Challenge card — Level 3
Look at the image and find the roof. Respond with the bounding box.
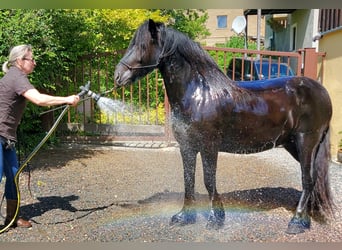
[243,9,296,16]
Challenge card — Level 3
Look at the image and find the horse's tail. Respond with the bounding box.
[312,128,335,221]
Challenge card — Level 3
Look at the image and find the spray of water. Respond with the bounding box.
[96,96,131,115]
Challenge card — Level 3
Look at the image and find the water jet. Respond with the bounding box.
[80,82,130,115]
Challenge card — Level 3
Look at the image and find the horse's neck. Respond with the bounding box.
[158,64,187,105]
[159,58,242,108]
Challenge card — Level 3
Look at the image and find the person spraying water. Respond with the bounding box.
[0,80,127,234]
[0,44,81,233]
[1,72,128,234]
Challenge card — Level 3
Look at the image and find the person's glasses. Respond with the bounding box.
[22,57,35,63]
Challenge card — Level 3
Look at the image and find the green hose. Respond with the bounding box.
[0,85,88,233]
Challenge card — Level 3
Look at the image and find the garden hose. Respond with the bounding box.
[0,84,89,234]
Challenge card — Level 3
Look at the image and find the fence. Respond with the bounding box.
[58,47,325,145]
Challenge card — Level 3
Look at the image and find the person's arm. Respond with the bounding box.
[22,88,80,107]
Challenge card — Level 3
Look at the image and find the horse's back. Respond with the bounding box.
[236,76,331,111]
[287,76,332,131]
[283,76,332,116]
[235,76,293,91]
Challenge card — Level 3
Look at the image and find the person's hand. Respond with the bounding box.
[66,95,80,106]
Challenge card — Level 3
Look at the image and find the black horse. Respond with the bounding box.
[114,19,334,234]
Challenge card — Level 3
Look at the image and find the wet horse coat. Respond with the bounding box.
[114,19,334,234]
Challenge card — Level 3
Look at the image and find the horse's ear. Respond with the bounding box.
[148,19,158,40]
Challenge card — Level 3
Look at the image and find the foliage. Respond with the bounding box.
[72,9,169,52]
[98,103,166,126]
[0,10,60,152]
[208,34,259,71]
[159,9,210,40]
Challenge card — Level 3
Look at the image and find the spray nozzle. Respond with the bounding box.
[78,82,90,97]
[78,81,101,102]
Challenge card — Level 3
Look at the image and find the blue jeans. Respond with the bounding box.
[0,138,19,200]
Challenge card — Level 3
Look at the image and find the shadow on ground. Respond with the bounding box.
[18,187,301,226]
[25,148,98,171]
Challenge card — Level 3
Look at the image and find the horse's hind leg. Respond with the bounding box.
[170,146,198,226]
[200,148,225,229]
[286,132,321,234]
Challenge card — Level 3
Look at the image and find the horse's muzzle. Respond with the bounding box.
[114,65,132,86]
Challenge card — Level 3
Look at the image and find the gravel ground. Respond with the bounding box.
[0,143,341,242]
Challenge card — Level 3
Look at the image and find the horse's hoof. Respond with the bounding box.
[206,208,225,230]
[206,220,224,230]
[170,210,196,226]
[286,216,311,234]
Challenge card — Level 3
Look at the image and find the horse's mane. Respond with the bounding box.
[162,24,233,92]
[163,26,224,75]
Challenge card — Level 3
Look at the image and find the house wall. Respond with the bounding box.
[265,9,319,52]
[265,17,291,51]
[291,10,316,49]
[319,29,342,157]
[203,9,265,46]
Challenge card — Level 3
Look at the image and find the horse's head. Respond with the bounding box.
[114,19,165,86]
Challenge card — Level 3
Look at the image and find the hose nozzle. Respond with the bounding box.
[78,81,101,102]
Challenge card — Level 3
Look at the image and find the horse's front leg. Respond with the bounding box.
[201,148,225,229]
[170,146,198,226]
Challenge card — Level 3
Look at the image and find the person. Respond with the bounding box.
[0,44,80,228]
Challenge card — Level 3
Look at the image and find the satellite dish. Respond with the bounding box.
[231,16,247,34]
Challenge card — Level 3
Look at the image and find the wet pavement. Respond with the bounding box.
[0,143,341,242]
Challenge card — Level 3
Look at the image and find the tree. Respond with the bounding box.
[0,9,68,152]
[80,9,168,51]
[160,9,210,40]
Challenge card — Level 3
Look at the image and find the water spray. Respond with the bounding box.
[80,82,130,114]
[39,82,128,117]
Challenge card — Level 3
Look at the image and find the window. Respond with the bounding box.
[290,24,297,51]
[319,9,342,33]
[217,15,227,29]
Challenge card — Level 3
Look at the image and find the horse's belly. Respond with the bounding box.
[171,109,291,154]
[219,139,278,154]
[219,127,287,154]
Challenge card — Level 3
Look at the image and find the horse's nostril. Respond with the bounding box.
[115,72,121,82]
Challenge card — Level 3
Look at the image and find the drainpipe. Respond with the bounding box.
[257,9,261,51]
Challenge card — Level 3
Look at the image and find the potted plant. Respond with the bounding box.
[338,131,342,163]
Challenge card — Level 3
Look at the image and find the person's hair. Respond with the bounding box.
[2,44,32,73]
